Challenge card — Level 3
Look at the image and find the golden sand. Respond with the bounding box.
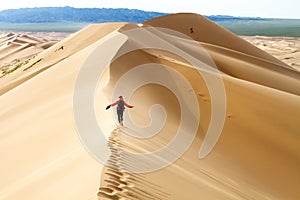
[0,14,299,200]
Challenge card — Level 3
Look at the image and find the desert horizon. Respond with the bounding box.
[0,10,299,200]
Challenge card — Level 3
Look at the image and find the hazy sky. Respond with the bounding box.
[0,0,298,19]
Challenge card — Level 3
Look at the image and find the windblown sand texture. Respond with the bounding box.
[0,13,299,200]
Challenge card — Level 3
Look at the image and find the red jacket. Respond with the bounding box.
[110,98,133,110]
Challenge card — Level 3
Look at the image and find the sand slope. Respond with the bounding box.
[0,13,299,200]
[0,23,127,200]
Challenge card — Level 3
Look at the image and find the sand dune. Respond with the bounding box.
[98,14,300,199]
[0,13,299,200]
[243,36,300,71]
[0,33,51,61]
[0,33,57,81]
[0,22,128,200]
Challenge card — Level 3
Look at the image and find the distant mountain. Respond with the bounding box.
[0,7,270,24]
[1,7,300,37]
[0,7,166,23]
[206,15,266,21]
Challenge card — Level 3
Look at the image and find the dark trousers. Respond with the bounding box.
[117,109,124,123]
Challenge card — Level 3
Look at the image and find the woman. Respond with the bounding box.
[106,96,134,126]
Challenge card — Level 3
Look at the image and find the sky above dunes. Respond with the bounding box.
[0,0,298,19]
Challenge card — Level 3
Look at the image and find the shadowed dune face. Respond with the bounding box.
[143,13,288,67]
[144,13,300,95]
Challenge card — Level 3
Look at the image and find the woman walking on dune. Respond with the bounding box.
[106,96,134,126]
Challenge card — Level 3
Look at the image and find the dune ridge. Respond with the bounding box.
[0,13,299,200]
